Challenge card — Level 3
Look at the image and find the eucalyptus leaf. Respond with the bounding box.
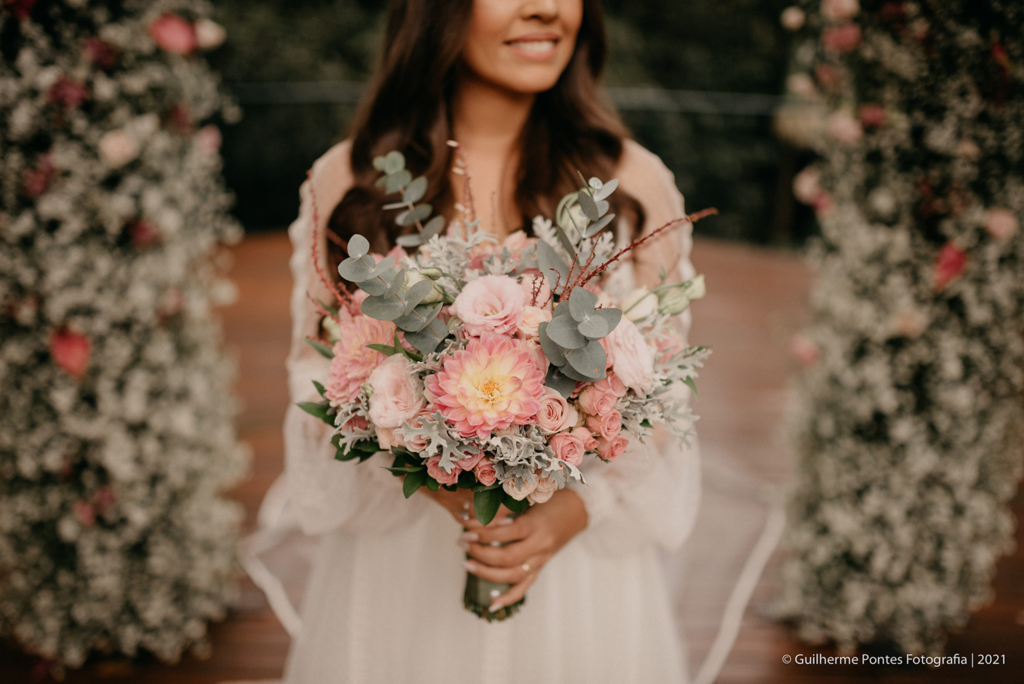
[558,359,593,382]
[404,317,448,354]
[383,150,405,174]
[382,201,407,210]
[395,233,423,247]
[577,315,610,339]
[577,189,600,221]
[361,294,406,321]
[395,302,442,332]
[404,279,436,311]
[372,155,387,172]
[536,240,569,291]
[553,224,577,258]
[348,234,370,258]
[385,169,412,194]
[583,213,615,238]
[474,487,504,526]
[538,322,567,366]
[592,307,622,333]
[594,178,619,201]
[338,255,373,282]
[588,177,603,190]
[397,203,432,227]
[356,277,387,297]
[421,214,447,241]
[384,269,406,299]
[304,338,334,359]
[403,176,428,204]
[545,367,576,398]
[546,314,588,349]
[368,256,396,278]
[568,287,598,322]
[566,341,607,381]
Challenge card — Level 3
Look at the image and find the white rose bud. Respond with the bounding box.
[194,19,226,50]
[621,286,658,322]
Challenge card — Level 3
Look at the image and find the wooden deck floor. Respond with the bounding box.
[2,233,1021,682]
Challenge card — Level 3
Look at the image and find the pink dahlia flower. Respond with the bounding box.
[425,334,545,439]
[324,316,397,407]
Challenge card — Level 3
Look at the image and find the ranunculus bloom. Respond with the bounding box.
[452,274,526,337]
[578,385,616,417]
[984,208,1018,240]
[503,476,538,501]
[129,220,161,249]
[148,13,197,55]
[324,316,397,407]
[367,355,424,429]
[827,112,863,144]
[597,435,629,462]
[536,387,577,434]
[822,23,861,53]
[517,305,551,339]
[934,243,968,291]
[99,130,139,168]
[601,317,654,395]
[821,0,859,22]
[474,458,497,486]
[427,455,461,486]
[587,410,622,441]
[858,104,886,128]
[790,334,820,366]
[47,77,89,110]
[527,477,558,505]
[50,328,91,379]
[426,334,545,439]
[549,432,586,466]
[194,18,227,50]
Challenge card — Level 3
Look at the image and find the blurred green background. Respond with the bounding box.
[210,0,815,244]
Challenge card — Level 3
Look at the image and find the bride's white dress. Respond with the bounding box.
[265,139,704,684]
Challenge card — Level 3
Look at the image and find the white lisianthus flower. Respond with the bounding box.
[621,286,658,321]
[404,270,444,303]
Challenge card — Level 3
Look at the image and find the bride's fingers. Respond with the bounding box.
[489,568,539,612]
[462,517,525,545]
[464,537,540,568]
[463,555,540,585]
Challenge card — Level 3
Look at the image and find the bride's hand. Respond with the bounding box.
[459,489,588,612]
[421,487,512,527]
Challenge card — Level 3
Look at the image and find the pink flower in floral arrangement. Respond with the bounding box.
[933,243,968,292]
[73,500,95,527]
[578,385,616,417]
[426,455,461,487]
[984,208,1018,241]
[324,316,397,407]
[376,426,404,451]
[343,415,370,432]
[425,334,545,439]
[592,373,627,398]
[550,432,586,466]
[821,0,860,22]
[503,476,538,501]
[4,0,38,21]
[452,274,526,337]
[822,23,862,53]
[503,230,533,254]
[601,317,654,394]
[520,338,550,376]
[165,103,194,134]
[790,334,820,366]
[474,458,497,486]
[813,191,835,218]
[815,64,841,89]
[587,410,622,442]
[517,305,551,339]
[858,104,886,128]
[400,410,431,452]
[196,125,222,157]
[366,354,424,429]
[536,386,577,434]
[827,112,863,145]
[50,328,91,379]
[21,155,57,199]
[129,220,161,249]
[83,37,117,69]
[456,450,484,471]
[527,476,558,505]
[574,426,599,451]
[93,486,116,515]
[148,13,197,55]
[46,77,89,110]
[597,435,629,462]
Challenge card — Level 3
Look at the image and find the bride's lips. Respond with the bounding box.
[504,32,560,60]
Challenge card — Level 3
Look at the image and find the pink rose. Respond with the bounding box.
[474,459,497,486]
[822,23,861,53]
[593,373,626,398]
[984,208,1018,240]
[574,427,599,451]
[503,476,538,501]
[518,272,551,308]
[503,230,532,253]
[343,415,369,431]
[517,305,551,339]
[597,435,629,462]
[367,355,424,428]
[600,317,654,395]
[452,274,526,337]
[550,432,586,466]
[527,477,558,505]
[148,13,197,55]
[577,385,616,416]
[427,456,461,486]
[587,410,622,441]
[536,387,578,434]
[50,328,90,379]
[456,451,484,471]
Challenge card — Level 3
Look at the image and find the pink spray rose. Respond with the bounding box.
[577,385,616,417]
[474,459,497,486]
[597,435,629,462]
[451,274,526,337]
[456,451,485,471]
[503,476,538,501]
[427,456,461,486]
[601,317,654,395]
[536,387,578,434]
[517,305,552,339]
[148,13,197,55]
[549,432,586,466]
[587,410,622,441]
[367,355,424,429]
[574,426,599,451]
[50,328,91,379]
[400,410,432,452]
[593,373,627,398]
[527,477,559,505]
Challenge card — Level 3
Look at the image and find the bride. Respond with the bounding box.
[270,0,702,681]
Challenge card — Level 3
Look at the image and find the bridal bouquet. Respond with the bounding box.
[299,148,712,620]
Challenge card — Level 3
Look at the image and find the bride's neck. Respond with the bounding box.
[450,67,535,155]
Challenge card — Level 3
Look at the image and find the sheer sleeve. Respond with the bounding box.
[283,141,427,536]
[570,141,701,556]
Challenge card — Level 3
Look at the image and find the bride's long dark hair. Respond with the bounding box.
[327,0,643,267]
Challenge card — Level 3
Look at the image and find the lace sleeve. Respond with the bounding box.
[283,142,427,536]
[570,142,701,556]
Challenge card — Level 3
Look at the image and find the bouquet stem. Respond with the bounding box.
[463,570,525,622]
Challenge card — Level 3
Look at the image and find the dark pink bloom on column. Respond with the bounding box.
[3,0,38,21]
[933,243,968,292]
[148,13,197,55]
[129,220,162,248]
[858,104,887,128]
[83,37,118,69]
[47,77,90,110]
[21,154,57,198]
[50,328,91,379]
[822,23,862,53]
